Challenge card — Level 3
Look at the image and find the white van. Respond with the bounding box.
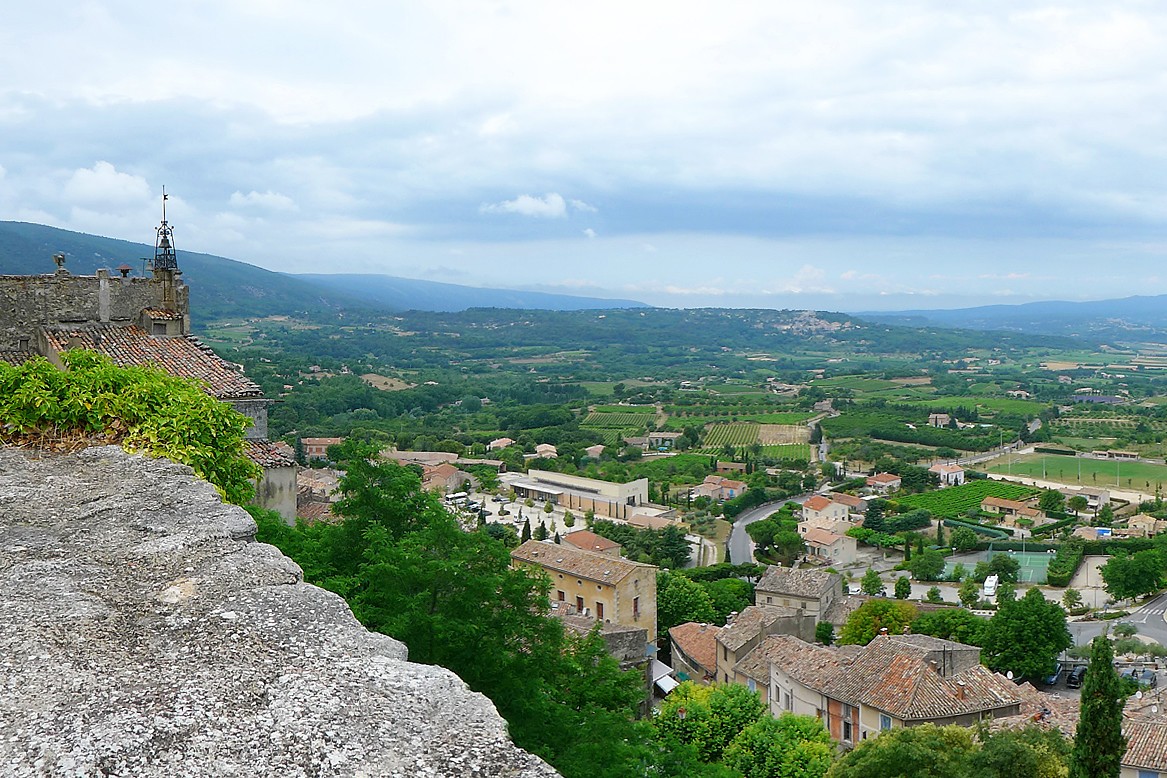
[982,575,999,599]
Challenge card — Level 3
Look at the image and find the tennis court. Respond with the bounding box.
[942,546,1056,584]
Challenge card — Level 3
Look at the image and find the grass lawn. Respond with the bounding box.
[984,453,1167,491]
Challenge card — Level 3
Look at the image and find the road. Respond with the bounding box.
[728,494,812,565]
[1066,591,1167,649]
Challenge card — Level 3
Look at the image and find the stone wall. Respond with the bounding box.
[0,268,188,350]
[0,446,558,777]
[231,398,272,440]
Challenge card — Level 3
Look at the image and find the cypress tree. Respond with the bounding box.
[521,518,532,543]
[1070,635,1126,778]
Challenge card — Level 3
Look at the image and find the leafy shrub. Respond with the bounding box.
[0,353,258,503]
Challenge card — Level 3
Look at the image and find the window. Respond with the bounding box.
[576,596,584,611]
[596,601,604,621]
[766,596,773,604]
[783,691,792,711]
[747,679,756,693]
[879,714,892,731]
[633,597,640,620]
[557,590,565,601]
[152,322,167,336]
[841,704,854,743]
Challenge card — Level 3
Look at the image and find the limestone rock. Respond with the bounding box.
[0,446,559,777]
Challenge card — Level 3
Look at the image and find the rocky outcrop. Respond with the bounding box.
[0,446,558,777]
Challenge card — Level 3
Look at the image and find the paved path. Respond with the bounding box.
[728,495,811,565]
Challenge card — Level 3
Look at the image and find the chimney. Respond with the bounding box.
[117,264,132,278]
[53,253,67,272]
[879,627,889,639]
[726,612,738,625]
[956,681,966,700]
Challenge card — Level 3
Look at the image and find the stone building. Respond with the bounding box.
[0,202,296,519]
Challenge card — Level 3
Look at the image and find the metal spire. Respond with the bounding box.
[153,187,178,271]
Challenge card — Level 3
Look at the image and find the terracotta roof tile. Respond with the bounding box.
[41,325,263,400]
[297,501,336,523]
[757,566,840,600]
[716,605,800,653]
[141,308,183,320]
[765,635,846,688]
[562,530,621,553]
[803,495,832,511]
[511,539,656,584]
[669,622,718,677]
[243,439,297,468]
[1123,715,1167,771]
[0,350,37,366]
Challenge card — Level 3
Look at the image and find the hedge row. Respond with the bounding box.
[1031,517,1079,537]
[942,518,1012,539]
[1047,544,1085,587]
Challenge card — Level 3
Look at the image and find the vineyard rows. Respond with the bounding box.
[896,480,1040,519]
[582,411,655,428]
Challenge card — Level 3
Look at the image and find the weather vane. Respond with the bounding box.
[153,187,178,271]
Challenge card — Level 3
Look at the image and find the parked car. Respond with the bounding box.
[1067,666,1087,689]
[1043,662,1063,686]
[1122,668,1158,689]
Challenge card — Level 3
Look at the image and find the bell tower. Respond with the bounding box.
[152,188,178,272]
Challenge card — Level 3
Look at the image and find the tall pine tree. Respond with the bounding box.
[1070,635,1126,778]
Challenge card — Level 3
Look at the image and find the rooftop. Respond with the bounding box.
[41,325,262,400]
[1123,715,1167,772]
[716,605,801,653]
[562,530,621,554]
[511,539,655,585]
[243,439,297,469]
[669,622,718,677]
[756,565,839,600]
[765,635,847,689]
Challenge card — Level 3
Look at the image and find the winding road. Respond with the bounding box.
[728,493,813,565]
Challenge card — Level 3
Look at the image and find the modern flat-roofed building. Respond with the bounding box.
[505,470,649,520]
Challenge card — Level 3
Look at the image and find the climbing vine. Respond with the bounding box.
[0,351,258,504]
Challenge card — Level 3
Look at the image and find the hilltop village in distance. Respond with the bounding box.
[3,213,1167,778]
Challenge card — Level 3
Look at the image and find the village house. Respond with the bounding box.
[421,462,475,494]
[487,437,515,451]
[928,413,952,428]
[691,474,748,502]
[716,461,748,475]
[929,463,966,487]
[669,622,718,684]
[800,524,858,567]
[715,605,815,689]
[1057,485,1111,511]
[510,539,656,643]
[561,530,622,558]
[1127,514,1167,537]
[801,495,850,523]
[768,633,1021,747]
[584,444,605,459]
[865,473,902,493]
[534,443,558,459]
[1121,716,1167,778]
[300,437,345,460]
[755,565,843,621]
[980,497,1043,524]
[827,492,868,514]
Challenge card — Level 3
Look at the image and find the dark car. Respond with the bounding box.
[1122,668,1158,689]
[1067,666,1087,689]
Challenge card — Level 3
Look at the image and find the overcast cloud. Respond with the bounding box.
[2,1,1166,309]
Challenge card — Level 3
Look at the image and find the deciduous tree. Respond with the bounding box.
[981,588,1071,682]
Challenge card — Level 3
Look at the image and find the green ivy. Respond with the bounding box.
[0,352,259,504]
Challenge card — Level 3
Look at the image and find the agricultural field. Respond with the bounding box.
[907,396,1048,416]
[584,428,640,446]
[984,453,1167,492]
[361,373,414,391]
[821,409,1000,451]
[760,444,812,460]
[896,480,1041,519]
[757,424,810,445]
[582,410,655,428]
[702,423,760,448]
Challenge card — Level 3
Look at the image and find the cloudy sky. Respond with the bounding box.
[3,1,1166,310]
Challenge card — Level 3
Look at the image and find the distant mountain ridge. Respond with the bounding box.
[294,273,648,313]
[0,222,648,320]
[858,294,1167,341]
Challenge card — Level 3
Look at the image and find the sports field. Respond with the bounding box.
[985,453,1167,491]
[943,548,1055,584]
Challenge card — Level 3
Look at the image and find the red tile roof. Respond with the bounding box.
[141,308,183,320]
[562,530,621,554]
[1123,715,1167,772]
[756,566,839,600]
[297,501,336,523]
[42,325,263,400]
[803,495,833,512]
[669,622,718,677]
[0,350,37,366]
[243,439,296,468]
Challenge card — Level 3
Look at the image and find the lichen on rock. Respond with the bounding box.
[0,446,559,777]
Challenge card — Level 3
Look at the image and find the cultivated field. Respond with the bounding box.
[361,373,415,391]
[757,424,810,445]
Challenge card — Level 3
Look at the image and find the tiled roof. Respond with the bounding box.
[0,350,37,365]
[562,530,621,553]
[868,473,901,484]
[825,635,1020,721]
[41,325,262,399]
[302,437,345,447]
[511,539,656,584]
[765,635,846,688]
[991,681,1079,738]
[828,492,866,509]
[244,439,297,468]
[757,565,839,600]
[1123,715,1167,771]
[669,622,718,676]
[627,514,676,531]
[297,501,336,523]
[930,464,965,474]
[803,527,845,548]
[716,605,801,653]
[982,496,1030,510]
[822,594,867,626]
[141,307,183,320]
[803,495,832,511]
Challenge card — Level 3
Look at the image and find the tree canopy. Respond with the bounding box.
[838,600,919,645]
[981,588,1071,682]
